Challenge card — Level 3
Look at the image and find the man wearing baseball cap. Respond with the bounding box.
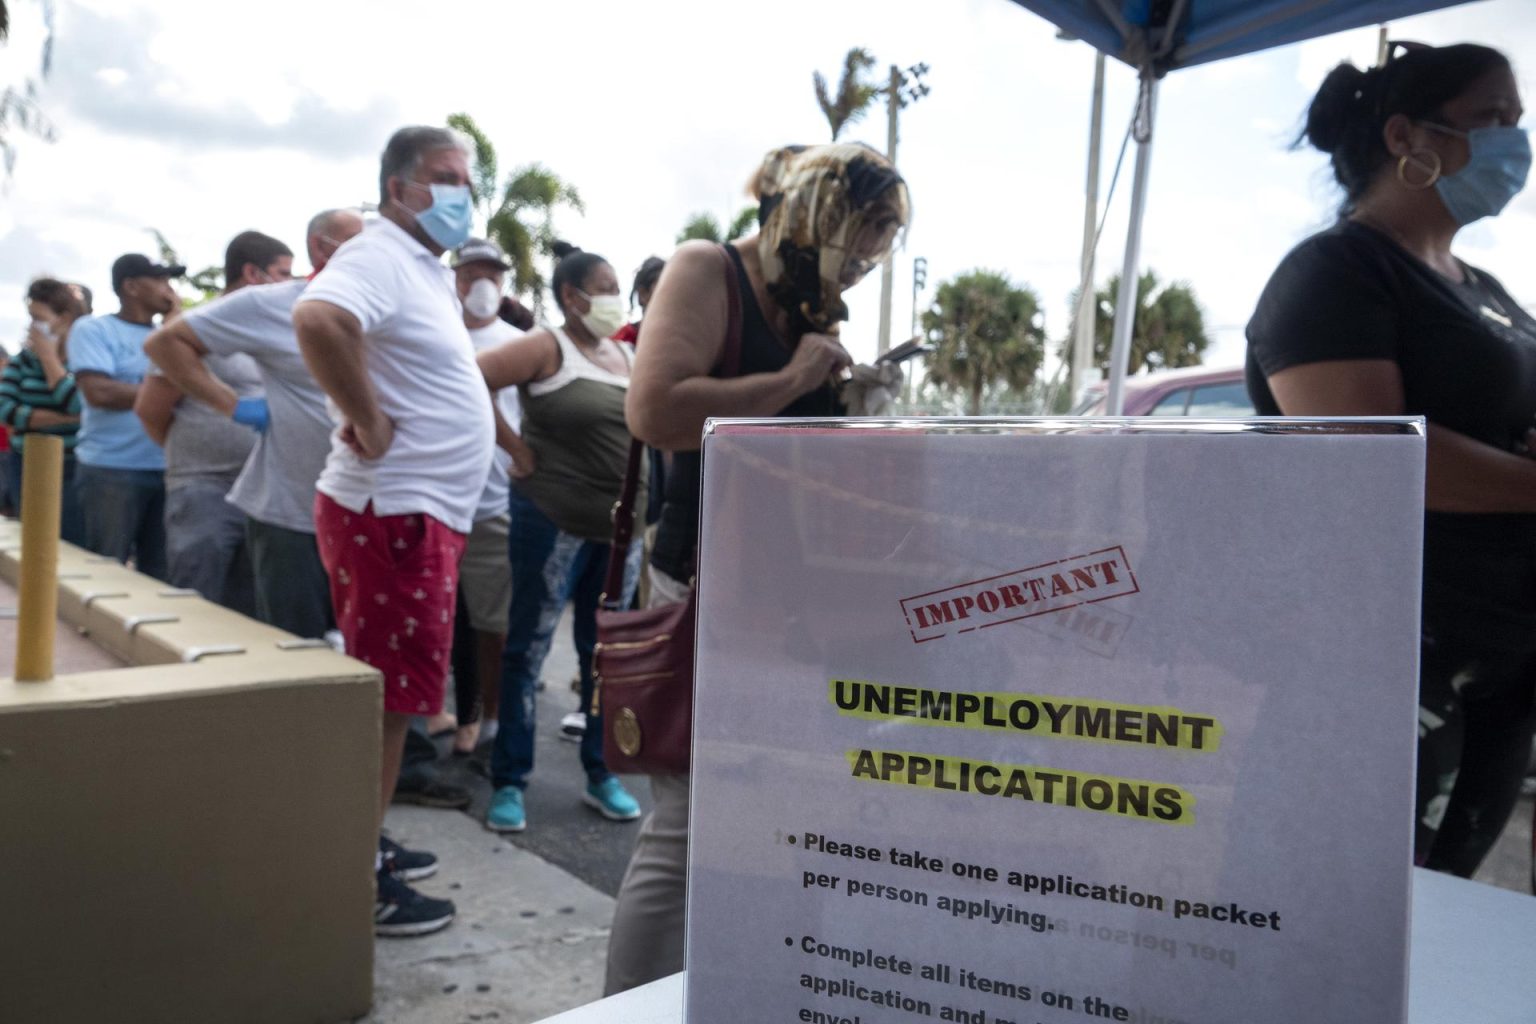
[67,253,184,579]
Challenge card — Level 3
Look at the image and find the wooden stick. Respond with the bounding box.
[15,435,63,682]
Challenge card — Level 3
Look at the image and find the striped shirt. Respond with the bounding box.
[0,349,82,452]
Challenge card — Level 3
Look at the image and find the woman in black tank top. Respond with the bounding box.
[605,143,911,995]
[649,244,846,582]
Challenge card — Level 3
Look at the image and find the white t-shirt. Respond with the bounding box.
[469,318,523,523]
[183,279,331,533]
[296,218,495,534]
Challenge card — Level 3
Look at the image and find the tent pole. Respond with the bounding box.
[1105,74,1158,417]
[877,63,901,357]
[1069,50,1106,408]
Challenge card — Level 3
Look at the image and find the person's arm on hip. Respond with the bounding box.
[293,299,393,459]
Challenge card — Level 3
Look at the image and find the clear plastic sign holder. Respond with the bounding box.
[684,417,1426,1024]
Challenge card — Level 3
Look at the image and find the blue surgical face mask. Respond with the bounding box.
[403,181,473,250]
[1425,122,1532,226]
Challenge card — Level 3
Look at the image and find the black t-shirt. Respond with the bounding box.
[1246,220,1536,651]
[1247,220,1536,449]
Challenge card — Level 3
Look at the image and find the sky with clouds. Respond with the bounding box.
[0,0,1532,384]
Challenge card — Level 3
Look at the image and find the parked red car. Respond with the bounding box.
[1072,365,1253,417]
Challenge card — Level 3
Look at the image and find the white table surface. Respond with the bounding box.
[536,869,1535,1023]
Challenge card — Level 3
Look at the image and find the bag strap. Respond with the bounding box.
[602,243,742,608]
[715,243,744,379]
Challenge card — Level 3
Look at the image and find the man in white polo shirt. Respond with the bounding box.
[293,126,494,938]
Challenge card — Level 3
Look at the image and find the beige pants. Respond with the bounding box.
[604,565,691,995]
[458,513,511,634]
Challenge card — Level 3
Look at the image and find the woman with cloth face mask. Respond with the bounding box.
[1246,42,1536,879]
[607,142,910,996]
[475,241,647,835]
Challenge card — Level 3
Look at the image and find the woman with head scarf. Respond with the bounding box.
[1246,42,1535,878]
[606,142,910,994]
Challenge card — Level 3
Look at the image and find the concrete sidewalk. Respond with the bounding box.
[363,805,614,1024]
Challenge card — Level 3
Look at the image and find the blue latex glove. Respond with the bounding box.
[232,396,270,433]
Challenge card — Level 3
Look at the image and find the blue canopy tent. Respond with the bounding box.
[1006,0,1475,413]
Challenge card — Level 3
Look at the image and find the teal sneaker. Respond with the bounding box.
[486,786,526,833]
[584,777,641,821]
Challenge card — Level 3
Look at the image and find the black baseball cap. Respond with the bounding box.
[111,253,186,294]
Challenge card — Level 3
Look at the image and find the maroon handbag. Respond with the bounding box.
[594,245,742,775]
[593,559,698,776]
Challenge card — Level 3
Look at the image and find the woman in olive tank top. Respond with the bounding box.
[475,242,648,834]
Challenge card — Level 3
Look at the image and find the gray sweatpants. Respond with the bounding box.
[604,566,692,995]
[165,479,255,615]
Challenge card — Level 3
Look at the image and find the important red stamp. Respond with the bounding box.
[899,545,1140,644]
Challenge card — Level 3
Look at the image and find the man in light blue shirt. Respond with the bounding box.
[68,253,183,580]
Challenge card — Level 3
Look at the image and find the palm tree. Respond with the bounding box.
[490,165,584,316]
[148,228,182,267]
[447,113,584,318]
[813,48,882,141]
[447,112,498,226]
[676,213,723,245]
[726,206,758,240]
[675,206,758,245]
[147,228,221,304]
[1088,271,1210,375]
[923,271,1046,415]
[0,0,58,177]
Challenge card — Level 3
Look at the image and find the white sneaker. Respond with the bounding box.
[559,711,586,742]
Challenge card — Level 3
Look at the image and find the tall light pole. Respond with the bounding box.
[905,255,928,406]
[910,256,928,338]
[878,62,929,357]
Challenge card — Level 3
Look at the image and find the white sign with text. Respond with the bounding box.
[685,420,1425,1024]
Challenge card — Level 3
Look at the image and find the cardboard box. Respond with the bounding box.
[0,523,381,1023]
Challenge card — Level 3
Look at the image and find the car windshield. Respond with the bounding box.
[1185,382,1254,417]
[1070,391,1104,415]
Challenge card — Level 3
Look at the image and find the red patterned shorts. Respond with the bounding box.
[314,493,467,716]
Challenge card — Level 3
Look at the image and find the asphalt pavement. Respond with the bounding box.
[423,608,652,898]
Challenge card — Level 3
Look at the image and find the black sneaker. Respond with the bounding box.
[379,835,438,881]
[374,869,455,937]
[392,771,472,809]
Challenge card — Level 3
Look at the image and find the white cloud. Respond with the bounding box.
[0,0,1530,377]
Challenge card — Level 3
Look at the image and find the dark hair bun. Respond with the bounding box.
[1305,62,1372,155]
[550,240,580,260]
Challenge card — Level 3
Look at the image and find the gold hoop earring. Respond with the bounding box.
[1396,150,1442,190]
